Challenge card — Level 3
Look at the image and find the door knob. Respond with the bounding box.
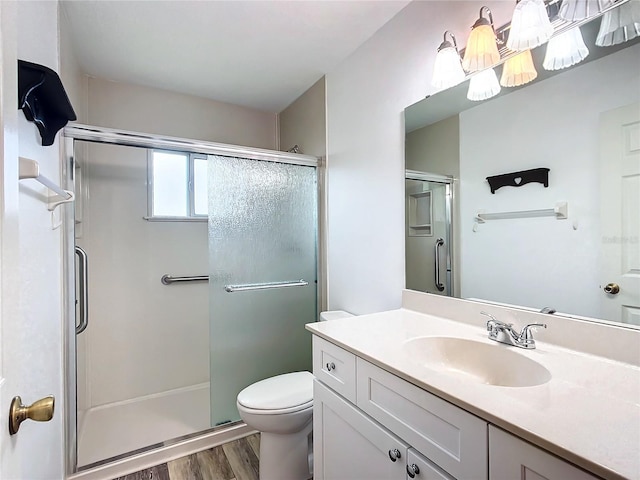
[9,395,55,435]
[604,283,620,295]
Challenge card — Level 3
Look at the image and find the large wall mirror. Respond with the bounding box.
[404,5,639,328]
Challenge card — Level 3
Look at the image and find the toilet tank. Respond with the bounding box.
[319,310,354,322]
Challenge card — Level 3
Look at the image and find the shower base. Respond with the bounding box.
[78,383,211,467]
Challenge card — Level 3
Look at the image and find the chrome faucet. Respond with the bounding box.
[480,312,547,349]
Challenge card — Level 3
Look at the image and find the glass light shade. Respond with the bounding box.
[462,24,501,72]
[500,50,538,87]
[559,0,613,21]
[467,68,501,101]
[596,0,640,47]
[543,27,589,71]
[507,0,554,51]
[432,46,466,89]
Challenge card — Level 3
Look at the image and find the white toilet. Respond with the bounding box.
[236,310,354,480]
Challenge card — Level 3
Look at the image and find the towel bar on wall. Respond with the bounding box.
[19,156,74,211]
[475,202,568,224]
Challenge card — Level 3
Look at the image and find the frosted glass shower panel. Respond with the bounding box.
[208,155,317,426]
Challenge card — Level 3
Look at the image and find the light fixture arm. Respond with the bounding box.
[438,30,459,52]
[476,6,495,29]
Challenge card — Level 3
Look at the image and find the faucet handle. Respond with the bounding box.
[480,311,498,330]
[519,323,547,342]
[480,311,512,331]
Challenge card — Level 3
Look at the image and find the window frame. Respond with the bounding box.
[146,149,208,222]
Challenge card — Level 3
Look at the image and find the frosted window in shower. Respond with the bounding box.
[151,151,188,216]
[193,157,208,216]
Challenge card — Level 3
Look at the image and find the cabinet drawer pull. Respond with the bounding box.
[326,362,336,371]
[407,464,420,478]
[388,448,401,462]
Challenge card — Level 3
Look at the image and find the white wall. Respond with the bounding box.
[325,1,513,314]
[278,77,327,157]
[459,44,640,318]
[87,77,278,149]
[0,1,65,478]
[59,5,88,123]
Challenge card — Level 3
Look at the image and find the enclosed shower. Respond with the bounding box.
[64,126,319,473]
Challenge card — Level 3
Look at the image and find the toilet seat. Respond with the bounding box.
[237,371,313,414]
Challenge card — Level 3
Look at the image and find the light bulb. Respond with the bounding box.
[431,31,466,90]
[467,68,501,101]
[462,7,501,73]
[507,0,554,51]
[596,0,640,47]
[558,0,614,22]
[500,50,538,87]
[543,26,589,71]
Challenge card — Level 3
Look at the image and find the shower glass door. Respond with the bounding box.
[208,155,317,425]
[405,173,453,296]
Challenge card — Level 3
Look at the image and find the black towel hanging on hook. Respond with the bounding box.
[18,60,77,146]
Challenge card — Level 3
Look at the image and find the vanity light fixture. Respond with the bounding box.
[596,0,640,46]
[462,7,501,73]
[506,0,554,51]
[558,0,614,21]
[431,31,466,90]
[500,50,538,87]
[543,26,589,70]
[467,68,501,101]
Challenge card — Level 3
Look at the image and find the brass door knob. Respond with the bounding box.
[9,395,55,435]
[604,283,620,295]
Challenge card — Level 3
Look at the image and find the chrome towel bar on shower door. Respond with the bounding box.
[224,280,309,293]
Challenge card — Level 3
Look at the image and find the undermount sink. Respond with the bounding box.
[403,336,551,387]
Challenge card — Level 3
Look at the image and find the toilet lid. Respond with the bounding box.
[237,371,314,410]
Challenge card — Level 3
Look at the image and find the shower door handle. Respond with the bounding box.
[434,238,445,292]
[75,246,89,335]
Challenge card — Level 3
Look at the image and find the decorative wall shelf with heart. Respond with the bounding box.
[485,168,550,194]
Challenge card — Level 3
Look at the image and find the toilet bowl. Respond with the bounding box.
[237,371,314,480]
[236,310,354,480]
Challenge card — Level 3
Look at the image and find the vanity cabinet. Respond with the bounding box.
[489,426,599,480]
[314,380,454,480]
[314,380,408,479]
[312,336,603,480]
[356,358,487,479]
[313,336,484,480]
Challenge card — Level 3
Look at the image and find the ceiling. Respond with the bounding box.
[60,0,411,113]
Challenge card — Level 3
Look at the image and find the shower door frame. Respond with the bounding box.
[61,124,323,476]
[405,170,455,297]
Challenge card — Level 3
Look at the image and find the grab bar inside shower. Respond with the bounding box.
[161,275,208,285]
[225,279,308,293]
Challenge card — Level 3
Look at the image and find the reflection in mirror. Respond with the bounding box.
[405,172,453,297]
[404,7,640,328]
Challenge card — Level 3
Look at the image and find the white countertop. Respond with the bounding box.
[306,308,640,480]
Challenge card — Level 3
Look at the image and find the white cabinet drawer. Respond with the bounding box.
[357,358,487,480]
[489,426,600,480]
[313,336,357,403]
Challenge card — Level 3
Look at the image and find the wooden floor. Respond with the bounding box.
[114,434,260,480]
